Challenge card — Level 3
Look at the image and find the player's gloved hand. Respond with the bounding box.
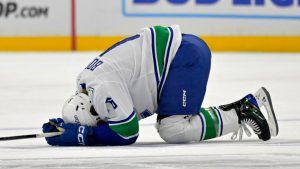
[42,118,64,133]
[42,118,94,146]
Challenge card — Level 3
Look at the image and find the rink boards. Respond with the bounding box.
[0,0,300,52]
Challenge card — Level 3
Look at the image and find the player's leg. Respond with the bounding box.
[156,34,278,143]
[156,33,211,143]
[156,87,278,143]
[157,34,211,116]
[156,107,236,143]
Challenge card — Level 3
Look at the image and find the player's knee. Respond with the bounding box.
[156,115,200,144]
[182,34,211,63]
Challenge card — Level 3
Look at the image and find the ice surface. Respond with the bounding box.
[0,52,300,169]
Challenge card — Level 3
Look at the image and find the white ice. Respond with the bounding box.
[0,52,299,169]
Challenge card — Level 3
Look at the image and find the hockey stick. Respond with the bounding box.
[0,132,63,141]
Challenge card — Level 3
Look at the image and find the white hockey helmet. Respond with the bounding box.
[62,93,100,127]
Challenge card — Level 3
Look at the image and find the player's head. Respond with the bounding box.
[62,93,100,127]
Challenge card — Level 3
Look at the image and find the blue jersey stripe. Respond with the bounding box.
[158,27,174,96]
[198,114,205,141]
[108,110,136,124]
[150,27,160,86]
[150,27,160,102]
[214,107,223,136]
[100,34,140,57]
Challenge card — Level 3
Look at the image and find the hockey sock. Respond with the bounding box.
[199,107,239,141]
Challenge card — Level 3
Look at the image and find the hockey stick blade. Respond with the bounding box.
[0,132,63,141]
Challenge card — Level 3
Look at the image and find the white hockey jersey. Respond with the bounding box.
[76,25,182,139]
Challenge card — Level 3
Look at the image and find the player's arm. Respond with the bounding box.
[91,82,139,145]
[42,83,138,146]
[92,110,139,146]
[42,114,138,146]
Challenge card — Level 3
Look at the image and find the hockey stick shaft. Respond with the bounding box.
[0,132,63,141]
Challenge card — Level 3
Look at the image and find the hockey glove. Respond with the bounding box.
[42,118,94,146]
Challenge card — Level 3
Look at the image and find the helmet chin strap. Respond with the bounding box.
[81,89,88,95]
[90,106,98,116]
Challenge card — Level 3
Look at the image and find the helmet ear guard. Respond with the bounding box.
[62,93,100,127]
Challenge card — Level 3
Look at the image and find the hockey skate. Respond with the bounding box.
[254,87,279,137]
[219,87,278,141]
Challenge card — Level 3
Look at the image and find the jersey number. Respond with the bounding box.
[85,58,103,71]
[105,97,118,110]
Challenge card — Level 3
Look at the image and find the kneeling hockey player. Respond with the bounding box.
[42,25,278,146]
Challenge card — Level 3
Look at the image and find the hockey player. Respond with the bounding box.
[42,25,278,146]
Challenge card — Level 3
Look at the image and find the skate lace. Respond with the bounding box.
[231,118,261,141]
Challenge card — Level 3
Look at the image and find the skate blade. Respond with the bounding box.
[254,87,279,136]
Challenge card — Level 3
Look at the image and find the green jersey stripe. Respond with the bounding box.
[153,26,170,76]
[200,108,220,140]
[109,114,139,138]
[210,107,220,139]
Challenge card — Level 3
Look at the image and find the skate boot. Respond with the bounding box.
[219,88,277,141]
[254,87,279,137]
